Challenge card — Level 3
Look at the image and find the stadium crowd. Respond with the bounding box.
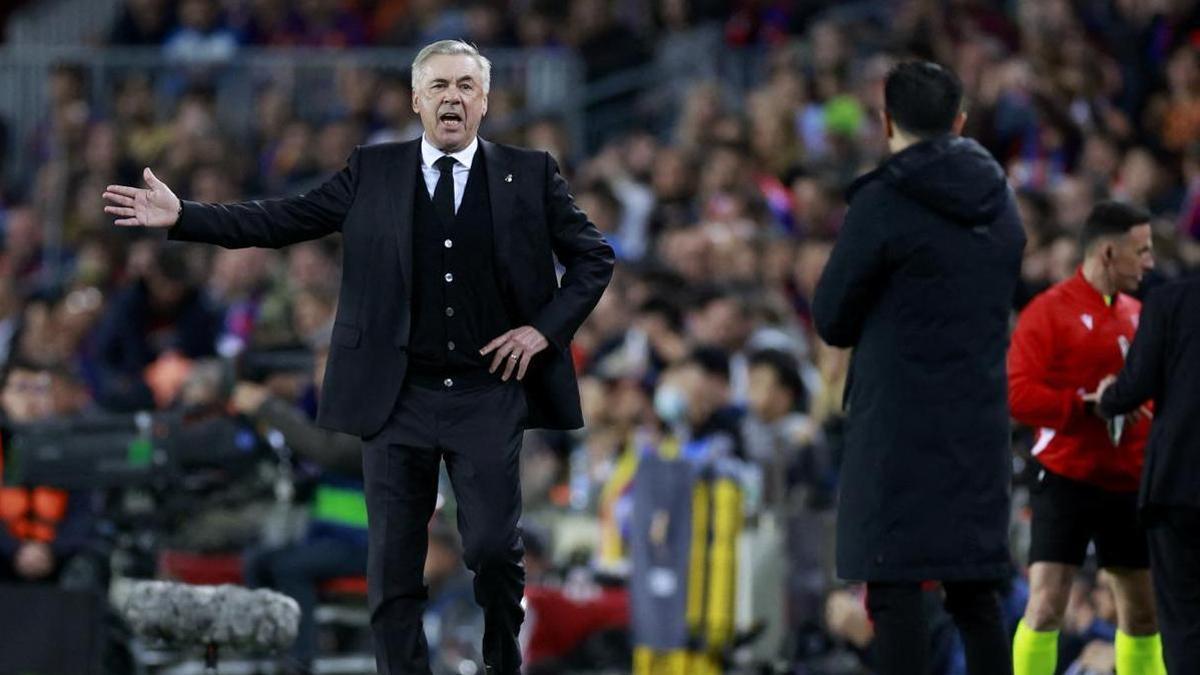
[1,0,1200,672]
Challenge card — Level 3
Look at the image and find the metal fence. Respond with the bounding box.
[0,41,776,179]
[0,45,590,182]
[0,41,773,293]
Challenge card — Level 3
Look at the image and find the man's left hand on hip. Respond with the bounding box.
[481,326,549,381]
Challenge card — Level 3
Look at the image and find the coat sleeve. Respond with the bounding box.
[254,398,362,477]
[811,190,888,348]
[530,153,616,351]
[169,146,362,249]
[1099,287,1168,418]
[1008,298,1086,430]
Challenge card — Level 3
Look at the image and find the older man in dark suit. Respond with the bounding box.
[103,40,615,675]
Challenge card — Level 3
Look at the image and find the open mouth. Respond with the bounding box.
[439,111,463,129]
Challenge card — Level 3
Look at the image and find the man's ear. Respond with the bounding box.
[412,90,420,115]
[952,110,968,135]
[881,110,893,139]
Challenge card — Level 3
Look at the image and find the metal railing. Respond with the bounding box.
[0,41,774,177]
[4,0,123,47]
[0,46,588,181]
[0,42,772,288]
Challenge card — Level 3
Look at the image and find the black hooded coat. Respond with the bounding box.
[813,135,1026,581]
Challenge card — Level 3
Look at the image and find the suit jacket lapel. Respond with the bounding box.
[390,140,419,301]
[481,139,514,285]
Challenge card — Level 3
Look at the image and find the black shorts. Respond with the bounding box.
[1028,466,1150,569]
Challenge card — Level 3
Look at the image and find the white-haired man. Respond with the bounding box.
[102,40,615,675]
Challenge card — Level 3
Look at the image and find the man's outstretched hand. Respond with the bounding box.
[1083,375,1153,423]
[103,167,181,228]
[481,326,549,381]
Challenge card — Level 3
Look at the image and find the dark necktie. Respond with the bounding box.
[433,155,456,226]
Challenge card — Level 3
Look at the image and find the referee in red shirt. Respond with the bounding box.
[1008,201,1165,675]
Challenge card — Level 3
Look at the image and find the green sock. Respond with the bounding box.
[1013,618,1058,675]
[1114,630,1166,675]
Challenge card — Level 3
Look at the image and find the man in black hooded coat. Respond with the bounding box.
[813,62,1025,675]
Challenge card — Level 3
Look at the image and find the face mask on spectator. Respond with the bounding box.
[653,384,689,425]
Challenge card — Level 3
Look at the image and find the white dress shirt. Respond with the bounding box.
[420,135,477,214]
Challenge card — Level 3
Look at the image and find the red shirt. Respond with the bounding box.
[1008,269,1149,491]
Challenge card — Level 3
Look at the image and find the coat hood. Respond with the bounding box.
[848,135,1009,224]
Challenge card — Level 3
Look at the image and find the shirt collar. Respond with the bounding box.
[1070,266,1118,309]
[421,134,478,171]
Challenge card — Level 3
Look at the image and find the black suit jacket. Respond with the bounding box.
[170,138,615,437]
[1099,277,1200,510]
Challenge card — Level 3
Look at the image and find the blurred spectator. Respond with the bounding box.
[1179,143,1200,268]
[574,181,624,259]
[374,0,469,45]
[568,0,648,81]
[108,0,172,45]
[743,348,817,503]
[654,346,743,459]
[207,247,292,352]
[0,360,98,586]
[568,0,651,147]
[238,336,366,674]
[0,204,46,289]
[686,286,756,400]
[274,0,367,48]
[463,2,515,47]
[1146,45,1200,153]
[0,278,19,365]
[365,76,422,145]
[114,74,172,170]
[422,519,485,674]
[230,0,289,46]
[652,0,723,103]
[91,243,220,410]
[163,0,240,61]
[291,284,336,347]
[285,240,340,293]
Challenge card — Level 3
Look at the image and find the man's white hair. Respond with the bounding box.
[411,40,492,94]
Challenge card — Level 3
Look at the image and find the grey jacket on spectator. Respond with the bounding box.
[813,135,1025,582]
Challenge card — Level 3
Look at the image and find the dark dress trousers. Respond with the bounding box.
[1099,277,1200,673]
[169,138,615,674]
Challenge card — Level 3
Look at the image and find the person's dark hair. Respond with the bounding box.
[690,284,750,319]
[749,348,808,413]
[884,61,963,139]
[1,356,45,390]
[686,346,730,382]
[0,355,77,391]
[637,296,683,332]
[1080,201,1151,253]
[152,244,193,284]
[579,180,621,217]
